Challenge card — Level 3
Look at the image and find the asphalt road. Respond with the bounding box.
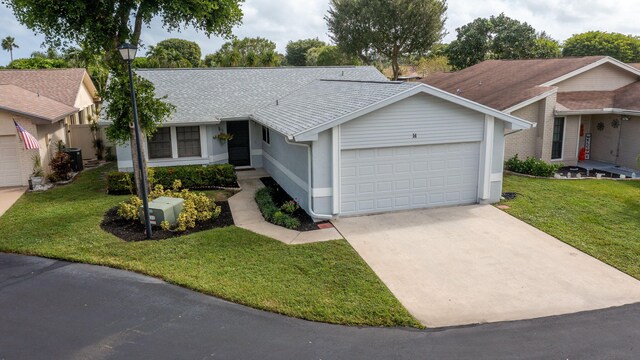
[1,253,639,360]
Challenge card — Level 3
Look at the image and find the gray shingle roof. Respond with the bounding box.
[252,80,419,137]
[136,66,388,124]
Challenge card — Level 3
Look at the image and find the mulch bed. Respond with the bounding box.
[101,201,234,242]
[260,177,329,232]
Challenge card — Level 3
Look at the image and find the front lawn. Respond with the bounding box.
[501,174,640,279]
[0,164,419,328]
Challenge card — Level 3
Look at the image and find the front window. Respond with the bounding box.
[551,117,565,160]
[177,126,201,157]
[148,127,172,159]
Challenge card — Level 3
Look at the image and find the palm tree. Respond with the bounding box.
[2,36,19,62]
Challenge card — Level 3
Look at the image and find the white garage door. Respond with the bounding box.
[340,142,480,215]
[0,135,22,187]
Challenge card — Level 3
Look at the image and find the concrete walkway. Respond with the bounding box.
[333,205,640,328]
[0,187,27,217]
[229,169,341,244]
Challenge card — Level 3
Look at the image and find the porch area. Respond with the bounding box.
[578,160,639,178]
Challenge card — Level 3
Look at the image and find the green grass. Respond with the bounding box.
[0,164,420,328]
[501,174,640,279]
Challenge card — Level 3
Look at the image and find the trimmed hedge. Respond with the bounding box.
[255,187,300,229]
[505,154,561,177]
[107,164,237,195]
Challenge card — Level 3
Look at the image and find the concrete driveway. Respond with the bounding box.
[0,187,26,217]
[333,205,640,328]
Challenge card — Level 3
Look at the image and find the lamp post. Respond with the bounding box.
[118,42,152,239]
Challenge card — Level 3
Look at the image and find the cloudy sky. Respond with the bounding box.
[0,0,638,65]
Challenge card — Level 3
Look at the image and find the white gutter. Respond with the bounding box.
[284,138,333,220]
[555,108,640,116]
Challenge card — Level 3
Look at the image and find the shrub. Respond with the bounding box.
[116,180,221,232]
[49,151,73,181]
[255,188,301,229]
[106,164,237,194]
[107,172,135,194]
[505,154,561,177]
[280,200,300,214]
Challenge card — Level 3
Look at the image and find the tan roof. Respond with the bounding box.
[556,91,615,111]
[0,84,78,122]
[556,81,640,112]
[0,68,88,107]
[423,56,607,110]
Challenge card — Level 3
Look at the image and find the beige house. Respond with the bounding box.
[0,68,99,187]
[424,56,640,172]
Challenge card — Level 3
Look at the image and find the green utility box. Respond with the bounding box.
[139,197,184,227]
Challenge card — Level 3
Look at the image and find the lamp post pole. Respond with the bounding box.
[123,52,153,239]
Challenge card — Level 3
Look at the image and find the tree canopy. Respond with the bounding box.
[7,57,68,69]
[285,38,326,66]
[305,45,358,66]
[3,0,242,67]
[562,31,640,62]
[206,37,280,67]
[326,0,447,80]
[103,73,175,144]
[446,13,561,69]
[143,38,202,68]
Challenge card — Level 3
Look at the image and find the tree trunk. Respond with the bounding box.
[129,125,149,196]
[391,56,400,81]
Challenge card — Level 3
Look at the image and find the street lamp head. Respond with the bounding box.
[118,43,138,61]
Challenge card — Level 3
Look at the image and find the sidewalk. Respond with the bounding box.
[228,169,341,244]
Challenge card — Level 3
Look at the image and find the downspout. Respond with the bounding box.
[285,138,333,220]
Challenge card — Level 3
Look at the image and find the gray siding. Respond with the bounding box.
[310,129,333,215]
[207,123,229,164]
[340,93,484,150]
[490,121,506,203]
[262,131,310,212]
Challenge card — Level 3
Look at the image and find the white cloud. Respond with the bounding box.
[1,0,640,65]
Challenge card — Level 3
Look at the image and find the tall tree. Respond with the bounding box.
[285,38,326,66]
[1,36,19,61]
[446,13,560,70]
[207,37,280,67]
[562,31,640,62]
[3,0,243,195]
[146,38,202,68]
[326,0,447,80]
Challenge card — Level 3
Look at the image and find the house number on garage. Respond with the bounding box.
[412,133,417,138]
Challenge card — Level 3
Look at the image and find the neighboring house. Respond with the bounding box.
[423,56,640,170]
[0,68,99,187]
[116,67,532,219]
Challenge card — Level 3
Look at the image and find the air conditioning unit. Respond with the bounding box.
[140,196,184,227]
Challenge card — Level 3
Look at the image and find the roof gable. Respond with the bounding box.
[252,80,534,141]
[0,84,78,122]
[0,68,91,107]
[422,56,640,111]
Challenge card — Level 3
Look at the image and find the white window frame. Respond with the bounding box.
[147,125,208,162]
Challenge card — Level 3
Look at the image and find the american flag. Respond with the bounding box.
[13,120,40,150]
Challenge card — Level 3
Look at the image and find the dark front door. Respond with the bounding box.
[227,120,251,167]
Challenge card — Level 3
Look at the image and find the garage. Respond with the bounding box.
[340,142,480,215]
[252,80,535,219]
[0,135,21,187]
